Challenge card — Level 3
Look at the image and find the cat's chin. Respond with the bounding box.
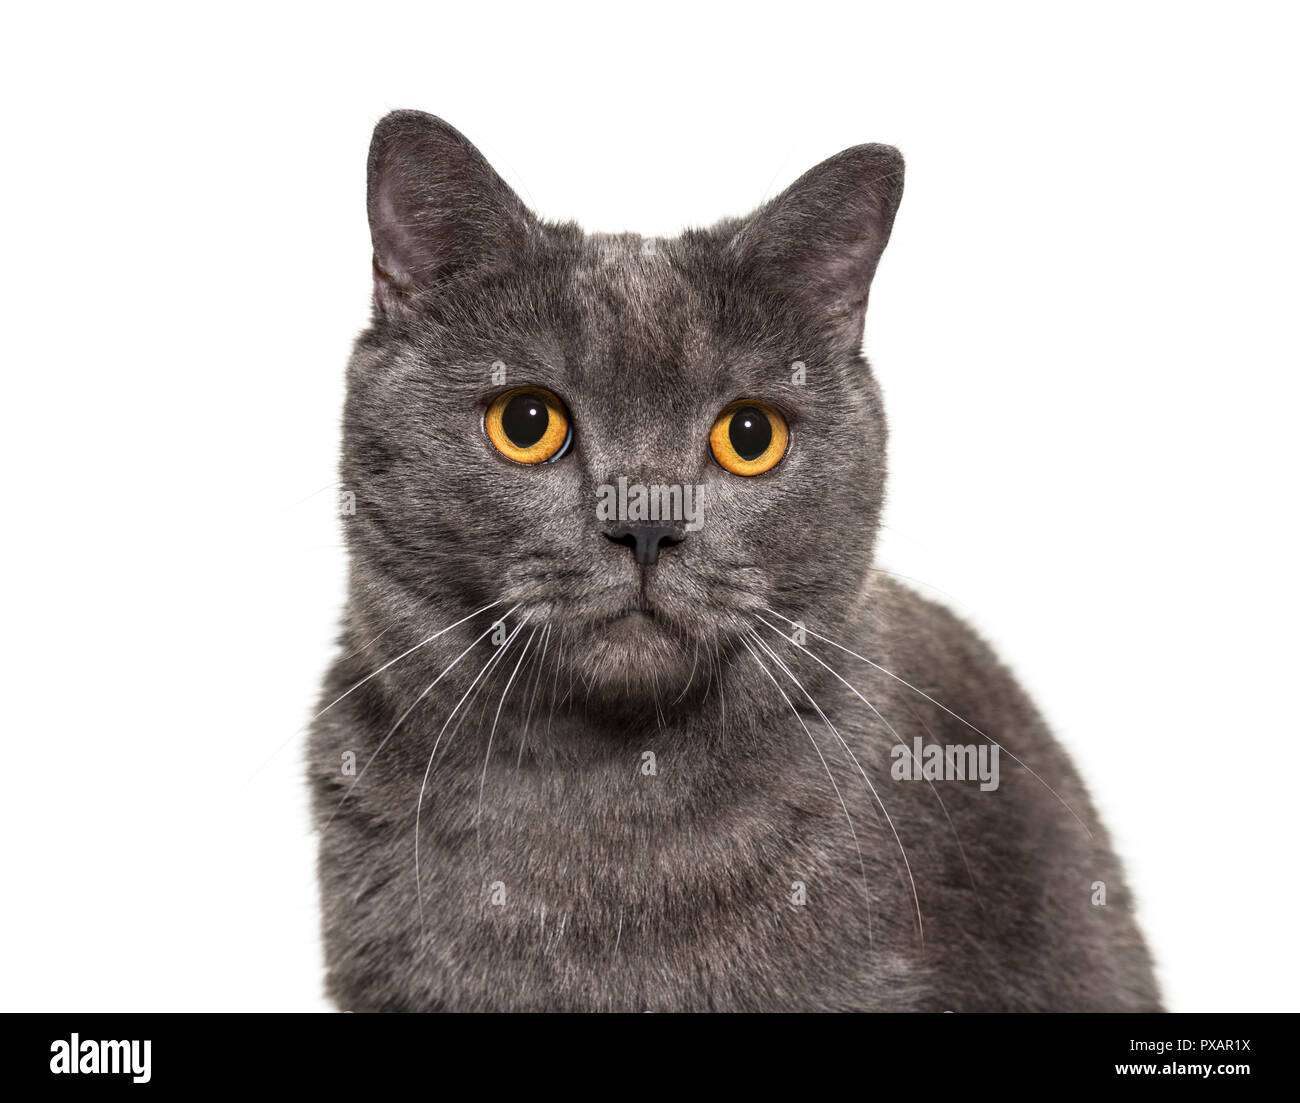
[568,609,701,705]
[602,608,658,636]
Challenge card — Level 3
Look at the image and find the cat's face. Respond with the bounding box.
[342,112,902,708]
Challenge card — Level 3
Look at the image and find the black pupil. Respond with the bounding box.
[502,394,549,448]
[728,407,771,461]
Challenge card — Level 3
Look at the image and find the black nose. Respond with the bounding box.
[604,523,685,567]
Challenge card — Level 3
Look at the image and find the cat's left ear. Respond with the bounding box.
[729,144,904,340]
[366,110,539,315]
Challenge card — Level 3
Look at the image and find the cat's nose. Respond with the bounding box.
[604,524,685,567]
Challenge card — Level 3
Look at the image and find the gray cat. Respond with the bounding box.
[310,110,1160,1012]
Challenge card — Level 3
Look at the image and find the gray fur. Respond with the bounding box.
[310,110,1160,1011]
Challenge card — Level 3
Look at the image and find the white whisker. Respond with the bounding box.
[476,621,538,858]
[322,604,521,831]
[515,622,552,771]
[314,600,502,722]
[763,607,1092,838]
[236,601,504,807]
[415,613,530,935]
[740,634,874,949]
[748,628,924,948]
[755,615,983,912]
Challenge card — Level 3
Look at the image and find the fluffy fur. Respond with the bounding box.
[310,110,1160,1011]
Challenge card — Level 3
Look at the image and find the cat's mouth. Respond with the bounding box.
[611,584,658,621]
[607,605,658,628]
[600,600,673,642]
[584,604,693,697]
[553,588,707,703]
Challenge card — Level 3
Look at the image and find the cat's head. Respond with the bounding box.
[342,111,902,710]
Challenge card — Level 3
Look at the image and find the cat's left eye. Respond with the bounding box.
[709,400,789,476]
[484,386,572,464]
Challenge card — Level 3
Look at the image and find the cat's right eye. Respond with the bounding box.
[484,387,572,464]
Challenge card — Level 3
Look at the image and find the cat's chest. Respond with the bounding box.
[351,757,857,979]
[327,706,903,1008]
[409,755,786,908]
[377,790,883,1011]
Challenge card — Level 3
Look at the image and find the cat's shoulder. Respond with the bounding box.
[851,570,1050,747]
[860,570,1001,665]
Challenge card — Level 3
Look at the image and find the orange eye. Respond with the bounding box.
[709,400,788,476]
[485,387,572,464]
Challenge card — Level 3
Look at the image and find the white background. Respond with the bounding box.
[2,1,1296,1012]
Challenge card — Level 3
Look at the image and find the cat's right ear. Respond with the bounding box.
[366,111,538,315]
